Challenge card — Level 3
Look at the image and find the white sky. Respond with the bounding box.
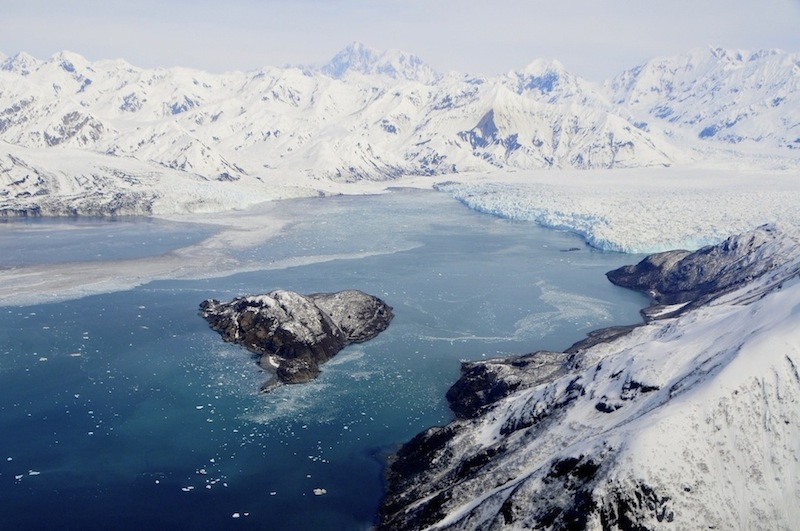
[2,0,799,81]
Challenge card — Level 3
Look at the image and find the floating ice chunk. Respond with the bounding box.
[69,352,82,357]
[313,488,327,496]
[7,457,12,461]
[232,513,240,518]
[195,405,204,409]
[15,474,23,481]
[198,468,207,475]
[181,486,194,492]
[38,357,48,362]
[270,491,277,496]
[28,470,40,476]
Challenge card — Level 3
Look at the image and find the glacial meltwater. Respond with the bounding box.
[0,189,648,530]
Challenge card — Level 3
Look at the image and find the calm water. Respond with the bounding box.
[0,216,217,267]
[0,190,647,529]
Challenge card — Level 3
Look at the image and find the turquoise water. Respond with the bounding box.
[0,190,648,529]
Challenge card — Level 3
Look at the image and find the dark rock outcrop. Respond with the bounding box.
[606,224,791,306]
[445,351,567,420]
[200,289,393,389]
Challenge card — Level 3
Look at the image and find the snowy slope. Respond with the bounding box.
[379,224,800,530]
[1,47,797,210]
[0,141,313,215]
[318,41,439,84]
[0,46,678,182]
[1,45,798,227]
[611,47,800,152]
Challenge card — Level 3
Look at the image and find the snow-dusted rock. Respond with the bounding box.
[607,224,800,307]
[379,224,800,530]
[199,289,393,389]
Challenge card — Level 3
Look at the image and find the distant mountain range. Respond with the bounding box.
[1,43,798,214]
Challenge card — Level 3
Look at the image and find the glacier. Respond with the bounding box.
[433,167,800,254]
[2,44,799,254]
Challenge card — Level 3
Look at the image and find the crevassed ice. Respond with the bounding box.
[436,176,800,254]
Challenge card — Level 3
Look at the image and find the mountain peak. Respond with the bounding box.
[1,51,42,76]
[520,58,567,76]
[47,50,93,75]
[321,41,380,78]
[511,58,584,97]
[321,42,438,83]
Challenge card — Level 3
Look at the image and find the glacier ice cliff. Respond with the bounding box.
[379,224,800,530]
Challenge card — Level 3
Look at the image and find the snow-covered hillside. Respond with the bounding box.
[379,224,800,530]
[1,44,798,217]
[610,48,800,151]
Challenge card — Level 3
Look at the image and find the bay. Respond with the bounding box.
[0,189,647,529]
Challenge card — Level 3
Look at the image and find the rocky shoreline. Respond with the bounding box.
[378,224,800,530]
[200,289,393,390]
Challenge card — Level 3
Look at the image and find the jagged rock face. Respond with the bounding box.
[199,289,393,389]
[379,224,800,530]
[445,351,567,420]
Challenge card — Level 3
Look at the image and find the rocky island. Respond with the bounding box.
[200,289,393,390]
[379,225,800,530]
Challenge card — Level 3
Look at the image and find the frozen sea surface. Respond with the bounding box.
[0,190,648,529]
[0,216,217,267]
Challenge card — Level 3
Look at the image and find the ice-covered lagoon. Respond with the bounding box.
[0,189,649,529]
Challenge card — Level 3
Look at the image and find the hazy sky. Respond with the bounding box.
[2,0,799,80]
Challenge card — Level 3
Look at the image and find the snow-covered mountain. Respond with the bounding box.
[379,224,800,530]
[610,48,800,150]
[318,41,439,84]
[0,45,798,215]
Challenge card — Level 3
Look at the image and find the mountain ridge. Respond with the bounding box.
[379,224,800,530]
[1,45,798,216]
